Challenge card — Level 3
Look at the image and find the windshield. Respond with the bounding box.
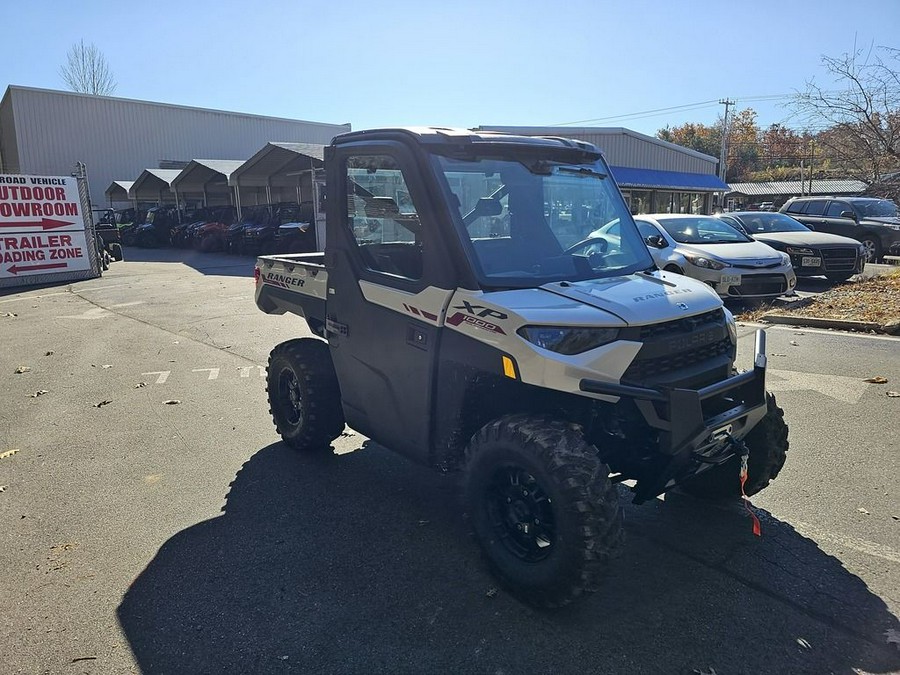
[655,216,752,244]
[731,212,809,233]
[433,154,653,286]
[856,199,898,218]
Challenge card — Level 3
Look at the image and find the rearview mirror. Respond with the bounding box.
[645,234,667,248]
[840,210,857,221]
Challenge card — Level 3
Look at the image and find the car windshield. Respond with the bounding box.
[855,199,898,218]
[433,153,653,287]
[655,216,752,244]
[732,212,809,233]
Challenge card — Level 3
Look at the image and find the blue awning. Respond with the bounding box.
[609,166,728,191]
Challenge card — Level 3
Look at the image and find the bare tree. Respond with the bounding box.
[791,46,900,182]
[60,40,117,96]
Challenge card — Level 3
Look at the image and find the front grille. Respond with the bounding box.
[622,336,733,384]
[821,247,858,271]
[639,308,724,339]
[732,261,782,269]
[728,274,787,296]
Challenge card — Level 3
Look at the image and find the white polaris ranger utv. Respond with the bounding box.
[254,127,789,608]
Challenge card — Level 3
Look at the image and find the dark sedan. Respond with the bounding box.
[718,211,866,282]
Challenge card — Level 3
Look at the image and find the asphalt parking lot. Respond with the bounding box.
[1,249,898,675]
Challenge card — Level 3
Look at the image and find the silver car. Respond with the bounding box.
[632,214,797,299]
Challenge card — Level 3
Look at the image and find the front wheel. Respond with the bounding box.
[680,393,789,500]
[464,415,623,608]
[266,339,345,450]
[109,243,124,262]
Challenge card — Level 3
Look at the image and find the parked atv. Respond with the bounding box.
[92,209,125,262]
[254,128,790,609]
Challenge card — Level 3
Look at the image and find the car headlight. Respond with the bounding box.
[785,247,814,256]
[684,254,727,270]
[779,253,791,265]
[725,310,737,345]
[517,326,619,355]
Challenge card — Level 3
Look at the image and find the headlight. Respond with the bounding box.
[785,247,814,255]
[517,326,619,355]
[726,314,737,345]
[684,254,727,270]
[779,253,791,265]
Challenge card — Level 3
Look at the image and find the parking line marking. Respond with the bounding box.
[142,371,170,384]
[192,368,220,380]
[792,520,900,565]
[110,301,145,308]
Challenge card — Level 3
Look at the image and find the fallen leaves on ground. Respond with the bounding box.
[0,449,20,460]
[887,391,900,398]
[737,271,900,326]
[94,400,112,408]
[14,366,31,374]
[864,376,889,384]
[164,399,181,405]
[134,382,148,388]
[44,351,54,356]
[2,312,17,317]
[27,390,49,398]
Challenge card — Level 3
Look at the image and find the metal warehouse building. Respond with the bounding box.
[481,126,727,215]
[0,86,350,206]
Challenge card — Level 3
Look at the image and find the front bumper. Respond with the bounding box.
[580,329,770,503]
[685,264,796,298]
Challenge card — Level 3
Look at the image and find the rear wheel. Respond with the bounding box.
[110,243,124,262]
[860,236,881,263]
[266,339,344,450]
[680,393,788,500]
[464,415,623,608]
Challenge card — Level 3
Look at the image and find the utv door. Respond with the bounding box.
[324,143,456,463]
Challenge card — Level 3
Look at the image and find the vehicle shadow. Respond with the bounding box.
[120,245,255,277]
[118,441,900,675]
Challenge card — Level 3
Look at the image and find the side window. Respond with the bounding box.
[345,154,423,280]
[635,220,658,240]
[825,201,849,217]
[786,201,804,214]
[804,200,827,216]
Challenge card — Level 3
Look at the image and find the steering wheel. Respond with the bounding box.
[564,236,609,256]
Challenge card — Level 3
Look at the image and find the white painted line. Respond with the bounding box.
[192,368,220,380]
[74,283,134,293]
[792,520,900,565]
[60,307,110,320]
[142,371,170,384]
[110,301,145,308]
[738,322,900,342]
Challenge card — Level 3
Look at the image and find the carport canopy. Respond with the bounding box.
[128,169,182,202]
[172,160,245,205]
[229,142,325,189]
[105,180,134,204]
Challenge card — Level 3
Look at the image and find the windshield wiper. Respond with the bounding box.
[558,166,608,179]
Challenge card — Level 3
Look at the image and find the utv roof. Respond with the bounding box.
[331,126,602,158]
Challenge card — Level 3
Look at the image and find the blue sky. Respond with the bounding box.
[2,0,898,136]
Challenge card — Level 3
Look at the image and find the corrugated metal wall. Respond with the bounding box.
[5,86,351,205]
[482,126,718,174]
[0,90,21,174]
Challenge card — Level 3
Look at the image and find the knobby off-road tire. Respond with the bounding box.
[110,243,124,262]
[681,393,789,500]
[464,414,623,608]
[266,338,344,451]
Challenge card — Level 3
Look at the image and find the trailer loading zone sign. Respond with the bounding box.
[0,174,92,280]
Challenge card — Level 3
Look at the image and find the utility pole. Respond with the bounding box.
[718,98,735,210]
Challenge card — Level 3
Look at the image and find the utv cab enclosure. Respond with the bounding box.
[255,127,789,608]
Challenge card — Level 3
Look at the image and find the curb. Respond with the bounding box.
[761,314,900,335]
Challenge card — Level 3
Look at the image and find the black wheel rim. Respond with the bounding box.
[484,465,555,562]
[276,367,304,427]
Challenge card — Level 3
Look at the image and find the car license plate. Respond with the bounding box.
[801,256,822,267]
[721,274,741,285]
